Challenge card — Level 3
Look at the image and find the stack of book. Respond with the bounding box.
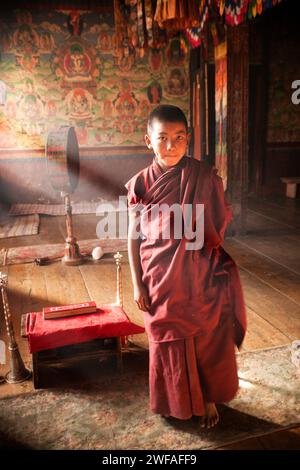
[43,301,97,319]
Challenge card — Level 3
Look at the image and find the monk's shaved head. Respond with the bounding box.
[147,105,188,135]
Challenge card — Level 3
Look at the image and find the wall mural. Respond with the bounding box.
[0,9,189,152]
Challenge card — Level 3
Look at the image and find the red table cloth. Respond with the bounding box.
[25,305,145,353]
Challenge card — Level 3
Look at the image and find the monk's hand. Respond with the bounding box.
[134,283,151,312]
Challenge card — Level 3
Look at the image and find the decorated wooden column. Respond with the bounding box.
[227,23,249,235]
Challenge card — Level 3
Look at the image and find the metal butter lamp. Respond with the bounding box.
[114,252,123,308]
[113,251,129,349]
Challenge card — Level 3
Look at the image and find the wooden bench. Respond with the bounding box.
[280,177,300,198]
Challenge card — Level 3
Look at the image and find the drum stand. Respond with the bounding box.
[61,192,83,266]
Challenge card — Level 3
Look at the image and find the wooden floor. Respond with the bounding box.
[0,195,300,450]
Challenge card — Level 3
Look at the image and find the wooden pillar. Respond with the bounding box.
[227,23,249,235]
[248,19,269,196]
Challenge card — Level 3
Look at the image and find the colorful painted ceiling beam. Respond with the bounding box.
[186,0,284,47]
[216,0,284,27]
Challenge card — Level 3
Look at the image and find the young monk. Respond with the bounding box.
[125,105,246,429]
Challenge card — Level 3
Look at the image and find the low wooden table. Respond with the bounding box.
[21,313,123,389]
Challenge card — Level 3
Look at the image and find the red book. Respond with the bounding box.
[43,301,97,320]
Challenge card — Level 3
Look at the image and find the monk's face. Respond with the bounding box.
[145,120,189,170]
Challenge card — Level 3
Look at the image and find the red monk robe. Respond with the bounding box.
[125,155,247,419]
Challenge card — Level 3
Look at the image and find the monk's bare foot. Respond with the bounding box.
[199,403,219,429]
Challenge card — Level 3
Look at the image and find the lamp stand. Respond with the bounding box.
[61,192,83,266]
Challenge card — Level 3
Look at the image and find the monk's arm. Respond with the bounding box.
[128,212,150,312]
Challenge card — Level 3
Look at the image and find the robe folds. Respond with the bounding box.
[125,155,247,348]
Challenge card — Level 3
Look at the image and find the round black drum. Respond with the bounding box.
[46,126,80,192]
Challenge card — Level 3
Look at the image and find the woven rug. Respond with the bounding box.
[0,345,299,450]
[9,201,122,216]
[0,215,39,239]
[0,238,127,265]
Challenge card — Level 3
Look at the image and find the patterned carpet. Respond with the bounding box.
[0,345,299,450]
[0,214,39,239]
[9,201,122,216]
